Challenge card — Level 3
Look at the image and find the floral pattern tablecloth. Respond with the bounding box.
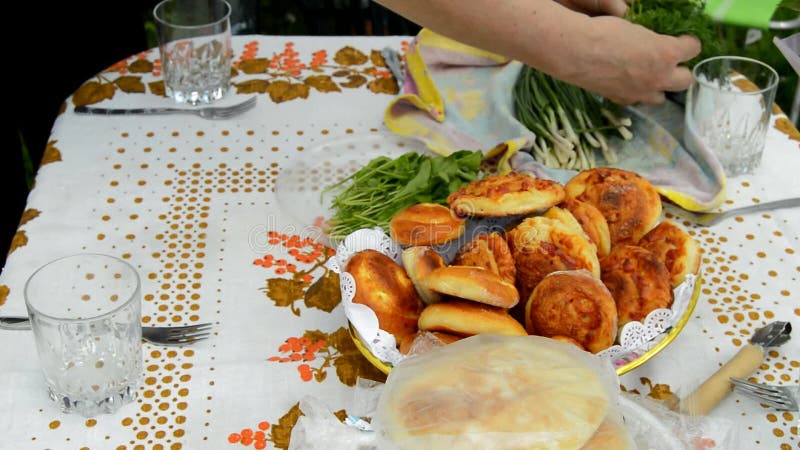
[0,35,797,450]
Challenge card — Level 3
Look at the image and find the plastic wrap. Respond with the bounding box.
[372,334,633,450]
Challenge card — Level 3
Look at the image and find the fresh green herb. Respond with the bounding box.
[626,0,725,67]
[513,66,629,170]
[324,150,482,240]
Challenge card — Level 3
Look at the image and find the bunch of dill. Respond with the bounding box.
[626,0,726,67]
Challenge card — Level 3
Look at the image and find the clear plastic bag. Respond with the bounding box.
[372,334,633,450]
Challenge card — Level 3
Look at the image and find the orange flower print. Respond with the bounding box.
[239,40,259,63]
[268,336,329,383]
[310,50,327,68]
[228,421,271,449]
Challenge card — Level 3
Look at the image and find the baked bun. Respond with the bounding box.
[638,221,702,287]
[565,168,661,244]
[600,245,673,327]
[559,198,612,257]
[507,216,601,301]
[376,335,612,450]
[402,247,446,305]
[451,232,516,284]
[346,250,423,343]
[581,416,636,450]
[389,203,465,246]
[418,301,527,337]
[525,270,617,353]
[447,172,565,217]
[424,266,520,308]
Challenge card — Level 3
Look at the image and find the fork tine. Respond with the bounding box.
[162,334,211,345]
[164,323,213,332]
[730,378,799,410]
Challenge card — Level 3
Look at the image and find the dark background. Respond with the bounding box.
[4,1,798,270]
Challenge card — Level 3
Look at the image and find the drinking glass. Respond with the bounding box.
[684,56,779,177]
[24,254,142,417]
[154,0,232,105]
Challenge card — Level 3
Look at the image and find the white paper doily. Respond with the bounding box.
[332,228,696,370]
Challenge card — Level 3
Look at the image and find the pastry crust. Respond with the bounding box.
[638,221,702,287]
[451,232,516,284]
[507,216,601,302]
[565,168,661,244]
[447,172,565,217]
[525,270,618,353]
[418,301,527,337]
[402,247,446,305]
[559,198,612,257]
[390,203,465,246]
[600,245,673,326]
[346,250,423,343]
[424,265,519,308]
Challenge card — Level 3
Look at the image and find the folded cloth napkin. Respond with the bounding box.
[384,29,726,211]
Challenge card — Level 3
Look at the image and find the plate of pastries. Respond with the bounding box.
[336,167,702,375]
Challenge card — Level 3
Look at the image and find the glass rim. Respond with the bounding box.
[153,0,231,30]
[692,55,780,95]
[24,253,141,323]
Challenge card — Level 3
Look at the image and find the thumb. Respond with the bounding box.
[599,0,629,17]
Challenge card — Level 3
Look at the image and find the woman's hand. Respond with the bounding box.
[556,0,629,17]
[555,16,700,105]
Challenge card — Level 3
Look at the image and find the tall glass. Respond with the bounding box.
[684,56,779,177]
[154,0,232,105]
[24,254,142,417]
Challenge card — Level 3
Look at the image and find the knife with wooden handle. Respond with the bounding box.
[679,321,791,415]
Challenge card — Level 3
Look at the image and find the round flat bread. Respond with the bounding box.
[418,300,527,337]
[447,172,565,217]
[423,265,519,308]
[376,334,612,450]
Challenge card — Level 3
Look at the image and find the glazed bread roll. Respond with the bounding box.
[638,221,702,287]
[390,203,465,246]
[507,216,601,302]
[525,270,618,353]
[451,232,516,284]
[346,250,423,343]
[600,245,673,327]
[559,198,612,257]
[375,335,613,450]
[418,300,527,337]
[402,246,446,305]
[447,172,565,217]
[565,168,662,245]
[424,265,520,308]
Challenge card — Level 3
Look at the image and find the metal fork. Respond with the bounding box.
[684,197,800,226]
[74,96,257,120]
[0,316,212,346]
[730,377,799,411]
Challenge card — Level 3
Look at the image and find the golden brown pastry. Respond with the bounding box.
[559,198,612,257]
[450,232,516,284]
[418,300,527,337]
[424,265,520,308]
[507,216,601,302]
[402,246,446,305]
[389,203,465,246]
[346,250,423,343]
[600,245,673,327]
[565,168,662,245]
[638,221,702,287]
[447,172,565,217]
[525,270,618,353]
[376,335,612,450]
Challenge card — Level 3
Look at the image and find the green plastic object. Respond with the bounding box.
[704,0,781,29]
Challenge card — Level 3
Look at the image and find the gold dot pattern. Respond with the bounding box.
[45,118,367,449]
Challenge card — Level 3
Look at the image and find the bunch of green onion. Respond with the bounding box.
[514,66,632,170]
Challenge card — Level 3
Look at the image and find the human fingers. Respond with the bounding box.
[638,90,666,106]
[598,0,628,17]
[662,66,695,92]
[673,34,702,63]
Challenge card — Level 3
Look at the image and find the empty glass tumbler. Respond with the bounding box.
[24,254,143,417]
[684,56,779,177]
[154,0,233,105]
